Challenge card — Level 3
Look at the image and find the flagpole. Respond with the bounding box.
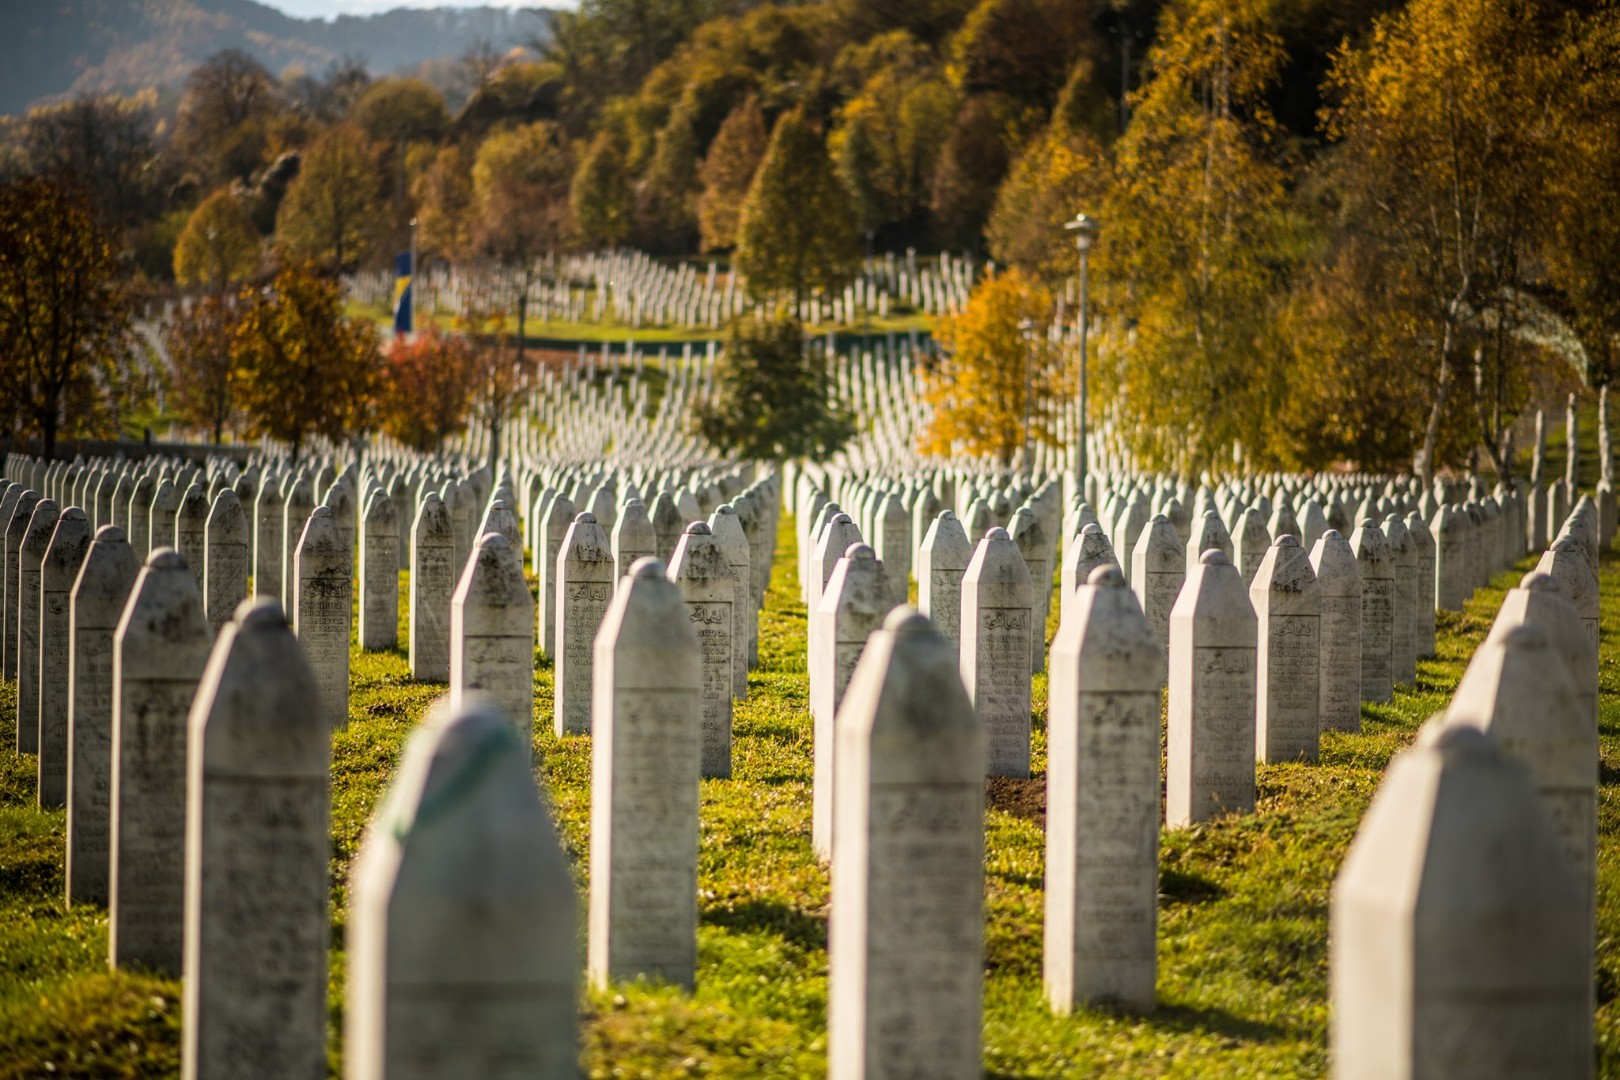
[409,216,418,340]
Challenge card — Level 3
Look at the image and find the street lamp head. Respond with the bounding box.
[1065,212,1101,252]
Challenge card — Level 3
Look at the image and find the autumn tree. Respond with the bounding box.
[1094,0,1292,473]
[919,268,1063,466]
[352,78,450,209]
[275,123,382,273]
[162,296,241,444]
[377,324,479,451]
[986,124,1110,280]
[931,94,1012,250]
[19,95,165,234]
[455,281,533,474]
[175,49,282,184]
[231,261,381,461]
[697,96,768,252]
[735,109,861,302]
[691,311,855,461]
[173,188,261,292]
[635,108,700,251]
[0,178,142,458]
[472,120,574,359]
[1545,3,1620,390]
[829,35,958,244]
[571,125,635,248]
[1323,0,1560,482]
[412,143,476,263]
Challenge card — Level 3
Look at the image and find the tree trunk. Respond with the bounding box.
[1417,325,1454,487]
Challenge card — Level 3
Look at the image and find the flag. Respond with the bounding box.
[393,251,413,335]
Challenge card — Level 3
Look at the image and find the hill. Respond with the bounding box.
[0,0,550,116]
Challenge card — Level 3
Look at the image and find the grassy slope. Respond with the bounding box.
[1,519,1618,1078]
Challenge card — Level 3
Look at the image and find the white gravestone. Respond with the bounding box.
[175,483,209,591]
[1382,514,1418,687]
[917,509,972,655]
[279,478,313,617]
[253,478,284,600]
[110,548,212,976]
[1309,529,1362,733]
[1491,572,1597,730]
[668,522,735,779]
[38,508,91,808]
[553,512,614,736]
[2,488,41,681]
[811,543,891,861]
[1350,520,1394,704]
[960,526,1034,778]
[203,490,250,638]
[1046,565,1163,1013]
[66,525,138,906]
[611,499,656,592]
[359,492,399,651]
[1009,506,1051,674]
[588,559,702,990]
[17,498,59,752]
[1536,537,1599,652]
[1167,549,1257,827]
[346,698,578,1080]
[829,607,984,1080]
[293,507,351,731]
[450,533,536,749]
[182,599,329,1080]
[1331,722,1590,1080]
[409,494,455,682]
[1447,623,1597,1008]
[1251,535,1321,763]
[536,493,576,658]
[1405,511,1438,658]
[709,505,753,699]
[1131,513,1183,686]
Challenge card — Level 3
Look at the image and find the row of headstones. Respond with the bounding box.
[805,497,1605,1076]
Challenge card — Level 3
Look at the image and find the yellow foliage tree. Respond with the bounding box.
[1093,0,1291,474]
[173,188,260,292]
[919,267,1064,466]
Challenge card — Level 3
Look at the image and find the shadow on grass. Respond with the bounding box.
[1159,866,1226,905]
[701,898,827,953]
[1147,1000,1288,1043]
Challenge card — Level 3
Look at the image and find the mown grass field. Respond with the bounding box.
[1,511,1618,1077]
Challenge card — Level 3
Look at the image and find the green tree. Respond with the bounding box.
[985,125,1110,280]
[735,109,861,302]
[276,124,382,273]
[173,188,261,292]
[919,267,1063,466]
[231,261,381,461]
[0,178,142,458]
[352,78,451,210]
[571,125,634,248]
[698,95,768,252]
[692,311,855,461]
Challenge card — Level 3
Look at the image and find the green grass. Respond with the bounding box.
[1,522,1619,1077]
[347,301,936,346]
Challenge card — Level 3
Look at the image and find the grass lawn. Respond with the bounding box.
[345,301,936,347]
[1,513,1618,1077]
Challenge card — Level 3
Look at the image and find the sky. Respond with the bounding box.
[260,0,557,17]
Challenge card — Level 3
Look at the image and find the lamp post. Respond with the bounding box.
[1064,212,1100,495]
